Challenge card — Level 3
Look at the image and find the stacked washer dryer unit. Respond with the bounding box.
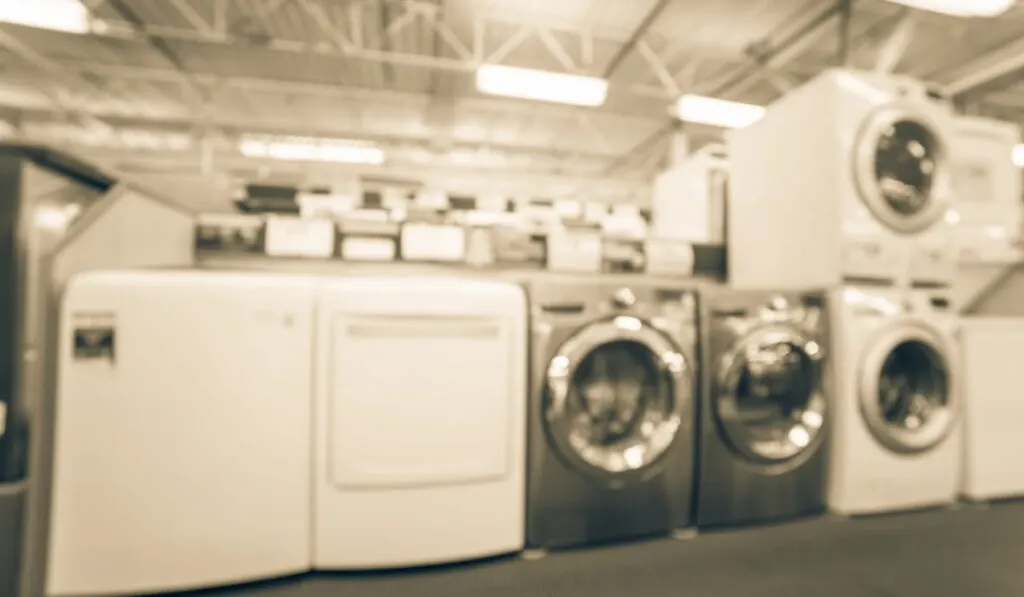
[953,117,1024,502]
[728,69,963,517]
[525,274,699,550]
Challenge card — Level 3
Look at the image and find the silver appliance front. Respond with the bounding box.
[858,322,956,454]
[543,316,691,486]
[714,325,827,468]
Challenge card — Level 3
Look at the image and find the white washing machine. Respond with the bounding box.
[727,69,957,290]
[48,270,317,596]
[827,287,961,516]
[959,318,1024,501]
[951,116,1022,265]
[313,275,527,569]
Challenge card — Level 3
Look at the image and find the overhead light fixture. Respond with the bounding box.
[675,95,766,129]
[1013,143,1024,167]
[0,0,94,34]
[238,135,385,165]
[881,0,1015,17]
[475,64,609,107]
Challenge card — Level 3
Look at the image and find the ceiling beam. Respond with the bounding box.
[942,35,1024,97]
[0,27,114,128]
[0,103,623,164]
[709,0,842,99]
[11,59,667,127]
[70,147,653,206]
[601,0,673,79]
[78,10,763,100]
[873,10,916,74]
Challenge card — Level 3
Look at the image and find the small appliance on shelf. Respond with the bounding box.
[263,215,336,260]
[490,212,552,270]
[337,212,400,263]
[600,205,648,273]
[644,238,696,276]
[194,213,266,255]
[546,223,602,273]
[399,221,467,263]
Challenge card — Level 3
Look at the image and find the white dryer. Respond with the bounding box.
[313,275,527,569]
[827,287,961,516]
[48,270,317,596]
[951,116,1022,265]
[728,69,957,290]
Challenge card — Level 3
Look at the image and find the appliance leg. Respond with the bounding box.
[521,549,548,561]
[672,528,698,541]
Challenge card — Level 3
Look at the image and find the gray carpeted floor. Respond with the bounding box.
[196,501,1024,597]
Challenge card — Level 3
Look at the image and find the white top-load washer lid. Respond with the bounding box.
[47,270,319,596]
[314,275,528,568]
[542,312,694,485]
[857,319,958,454]
[852,91,954,236]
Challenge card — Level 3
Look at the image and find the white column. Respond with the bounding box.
[199,133,215,176]
[666,129,690,170]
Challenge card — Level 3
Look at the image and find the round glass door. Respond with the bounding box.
[716,328,827,465]
[854,107,950,234]
[876,120,940,216]
[544,316,690,480]
[860,328,955,453]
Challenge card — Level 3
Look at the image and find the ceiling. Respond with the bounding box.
[1,0,1023,207]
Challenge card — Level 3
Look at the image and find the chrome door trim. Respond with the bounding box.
[853,104,951,235]
[858,321,957,454]
[715,325,828,466]
[544,315,691,481]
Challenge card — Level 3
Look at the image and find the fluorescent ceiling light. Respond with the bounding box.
[881,0,1014,17]
[0,0,93,34]
[1013,143,1024,167]
[476,64,608,107]
[239,135,385,165]
[675,95,766,129]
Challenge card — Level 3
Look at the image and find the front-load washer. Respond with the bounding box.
[313,275,528,569]
[48,270,317,596]
[697,289,830,528]
[827,286,961,516]
[526,273,698,550]
[727,69,956,290]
